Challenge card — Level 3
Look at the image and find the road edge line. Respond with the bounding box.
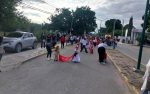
[107,53,140,94]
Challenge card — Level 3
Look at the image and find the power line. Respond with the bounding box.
[21,2,53,15]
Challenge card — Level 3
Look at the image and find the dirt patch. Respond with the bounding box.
[107,49,145,92]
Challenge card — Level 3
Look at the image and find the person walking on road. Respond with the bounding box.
[112,38,117,49]
[41,33,46,48]
[60,35,65,49]
[54,46,60,61]
[80,38,88,53]
[80,37,84,52]
[0,36,4,61]
[97,42,107,64]
[46,42,52,60]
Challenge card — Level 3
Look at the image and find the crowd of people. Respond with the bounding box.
[42,32,118,64]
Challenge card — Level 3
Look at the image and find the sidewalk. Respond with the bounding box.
[0,48,47,72]
[107,49,145,94]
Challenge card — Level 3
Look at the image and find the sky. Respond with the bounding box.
[17,0,147,29]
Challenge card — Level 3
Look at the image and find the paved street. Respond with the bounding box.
[0,46,131,94]
[117,43,150,65]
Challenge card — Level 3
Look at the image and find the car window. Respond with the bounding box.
[23,34,29,38]
[31,34,33,37]
[6,32,23,38]
[28,34,33,37]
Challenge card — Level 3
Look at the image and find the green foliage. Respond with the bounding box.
[72,6,97,34]
[141,6,150,32]
[45,6,97,35]
[0,0,32,32]
[105,19,122,33]
[48,8,72,32]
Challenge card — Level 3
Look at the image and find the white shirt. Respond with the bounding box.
[80,39,84,43]
[98,43,107,48]
[82,39,87,46]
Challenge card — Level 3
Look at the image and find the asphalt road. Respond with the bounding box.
[117,43,150,65]
[0,46,131,94]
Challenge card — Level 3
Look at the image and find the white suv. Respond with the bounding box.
[3,31,37,53]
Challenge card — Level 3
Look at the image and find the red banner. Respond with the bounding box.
[59,55,73,62]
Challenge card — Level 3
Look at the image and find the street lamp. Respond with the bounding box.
[137,0,149,70]
[113,19,117,37]
[99,20,102,36]
[122,19,124,36]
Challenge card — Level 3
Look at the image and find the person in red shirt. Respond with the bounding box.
[60,35,65,49]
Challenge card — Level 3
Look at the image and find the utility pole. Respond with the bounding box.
[122,19,124,36]
[137,0,149,70]
[99,20,102,36]
[113,20,117,37]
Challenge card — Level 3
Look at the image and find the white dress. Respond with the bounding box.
[72,54,80,62]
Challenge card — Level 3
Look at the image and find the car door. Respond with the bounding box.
[22,33,30,48]
[27,34,34,47]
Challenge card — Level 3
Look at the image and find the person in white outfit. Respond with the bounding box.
[72,51,80,63]
[141,59,150,94]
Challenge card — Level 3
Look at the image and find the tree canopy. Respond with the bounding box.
[0,0,31,32]
[141,6,150,32]
[105,19,122,33]
[45,6,97,35]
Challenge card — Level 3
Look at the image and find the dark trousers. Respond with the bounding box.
[61,42,64,48]
[0,54,2,61]
[47,51,52,58]
[41,41,46,48]
[93,42,96,47]
[70,40,74,45]
[80,43,83,51]
[80,45,88,53]
[98,47,106,62]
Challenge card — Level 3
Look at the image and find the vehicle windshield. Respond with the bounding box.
[6,32,23,38]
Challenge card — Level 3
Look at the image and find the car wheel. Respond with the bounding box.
[15,44,22,53]
[32,42,37,49]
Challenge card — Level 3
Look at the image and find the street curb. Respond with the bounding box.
[117,48,146,68]
[0,43,71,72]
[0,51,47,72]
[107,52,140,94]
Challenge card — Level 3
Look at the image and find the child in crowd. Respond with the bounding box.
[46,42,52,60]
[54,46,60,61]
[89,40,94,54]
[72,50,80,63]
[74,43,79,51]
[72,43,80,63]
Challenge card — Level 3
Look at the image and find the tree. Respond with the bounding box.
[46,6,97,35]
[128,16,133,36]
[105,19,122,33]
[141,7,150,32]
[48,8,72,33]
[72,6,97,34]
[0,0,22,32]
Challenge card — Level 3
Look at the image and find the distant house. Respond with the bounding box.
[131,28,149,44]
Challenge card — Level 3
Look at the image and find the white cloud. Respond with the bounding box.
[18,0,147,28]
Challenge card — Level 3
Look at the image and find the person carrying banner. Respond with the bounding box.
[72,50,80,63]
[54,46,60,61]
